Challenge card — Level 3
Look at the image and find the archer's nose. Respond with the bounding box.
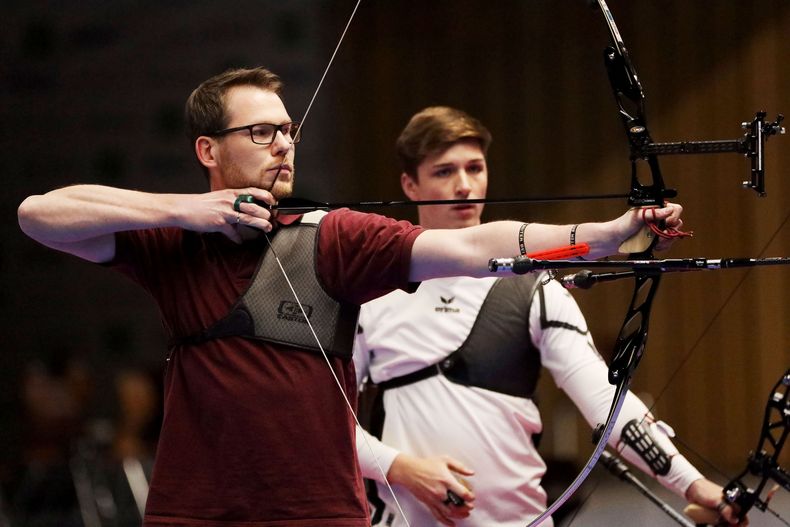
[456,172,472,197]
[270,130,292,156]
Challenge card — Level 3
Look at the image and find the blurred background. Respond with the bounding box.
[2,1,788,525]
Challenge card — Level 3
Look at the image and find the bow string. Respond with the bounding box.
[262,1,414,525]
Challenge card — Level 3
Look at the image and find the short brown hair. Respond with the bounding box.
[185,67,284,147]
[396,106,492,178]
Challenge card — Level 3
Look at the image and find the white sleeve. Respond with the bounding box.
[352,315,371,387]
[355,426,402,482]
[533,280,703,498]
[353,311,403,481]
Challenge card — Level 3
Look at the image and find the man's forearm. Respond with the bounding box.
[410,219,622,281]
[409,203,684,281]
[18,184,182,244]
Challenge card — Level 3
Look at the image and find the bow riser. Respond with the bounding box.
[608,273,660,384]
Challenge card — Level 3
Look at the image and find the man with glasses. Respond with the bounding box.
[18,68,686,527]
[353,106,745,527]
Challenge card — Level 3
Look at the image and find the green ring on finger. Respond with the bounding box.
[234,194,254,212]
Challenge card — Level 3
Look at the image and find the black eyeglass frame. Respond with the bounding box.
[208,121,302,145]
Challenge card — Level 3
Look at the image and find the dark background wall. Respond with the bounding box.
[2,0,789,523]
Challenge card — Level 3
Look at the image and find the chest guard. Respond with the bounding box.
[442,274,543,398]
[177,211,359,359]
[377,274,543,399]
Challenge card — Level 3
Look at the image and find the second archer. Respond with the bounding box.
[353,106,746,527]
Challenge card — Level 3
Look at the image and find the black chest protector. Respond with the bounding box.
[442,274,543,398]
[175,211,359,359]
[376,273,543,399]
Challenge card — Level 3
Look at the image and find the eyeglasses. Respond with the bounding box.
[209,122,302,145]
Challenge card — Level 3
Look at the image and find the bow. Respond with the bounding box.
[588,4,787,525]
[509,2,786,524]
[539,369,790,526]
[624,368,790,526]
[515,3,671,524]
[721,369,790,521]
[680,368,790,525]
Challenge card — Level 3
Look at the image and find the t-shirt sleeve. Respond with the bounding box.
[316,209,424,305]
[104,228,179,294]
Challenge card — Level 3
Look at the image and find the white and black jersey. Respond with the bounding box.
[354,274,702,527]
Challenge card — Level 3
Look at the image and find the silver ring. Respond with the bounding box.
[235,213,241,224]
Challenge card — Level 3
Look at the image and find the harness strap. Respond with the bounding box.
[378,362,444,391]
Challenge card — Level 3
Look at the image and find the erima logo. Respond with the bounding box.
[277,300,313,323]
[435,295,460,313]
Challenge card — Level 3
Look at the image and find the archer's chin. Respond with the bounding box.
[271,180,295,201]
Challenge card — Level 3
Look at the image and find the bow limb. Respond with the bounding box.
[527,375,632,527]
[596,0,678,254]
[532,269,661,527]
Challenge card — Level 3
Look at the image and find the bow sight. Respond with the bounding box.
[631,111,785,198]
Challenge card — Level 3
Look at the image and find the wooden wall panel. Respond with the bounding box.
[325,0,790,473]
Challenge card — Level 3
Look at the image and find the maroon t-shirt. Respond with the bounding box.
[109,209,423,526]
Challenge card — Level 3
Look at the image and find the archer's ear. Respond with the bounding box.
[400,172,419,200]
[195,136,219,169]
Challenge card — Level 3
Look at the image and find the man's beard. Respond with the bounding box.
[219,160,295,200]
[269,167,295,200]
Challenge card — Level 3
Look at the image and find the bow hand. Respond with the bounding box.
[614,202,687,254]
[684,478,750,526]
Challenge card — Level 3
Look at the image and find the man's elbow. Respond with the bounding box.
[17,195,46,240]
